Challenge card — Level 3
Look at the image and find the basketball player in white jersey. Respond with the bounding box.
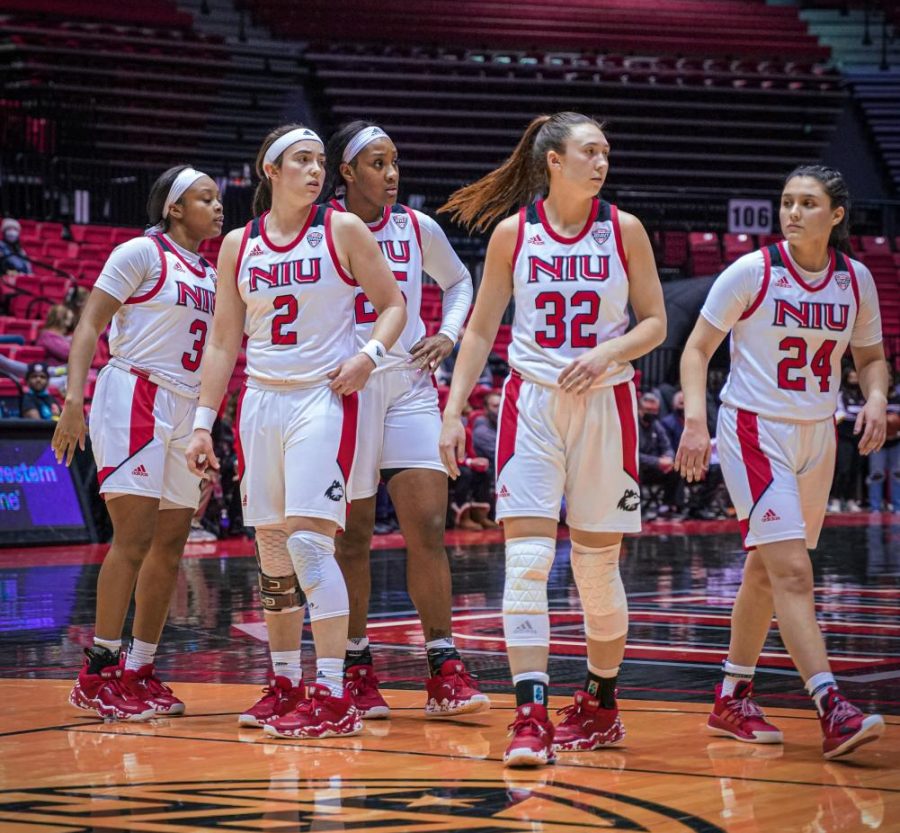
[52,166,222,721]
[185,124,406,739]
[439,112,667,767]
[676,165,888,759]
[316,120,489,719]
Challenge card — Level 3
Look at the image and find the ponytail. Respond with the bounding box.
[252,122,309,216]
[783,164,853,256]
[439,112,603,233]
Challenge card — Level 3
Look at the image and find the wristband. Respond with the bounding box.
[192,406,217,433]
[359,339,387,367]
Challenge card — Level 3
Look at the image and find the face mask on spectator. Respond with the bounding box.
[641,412,658,424]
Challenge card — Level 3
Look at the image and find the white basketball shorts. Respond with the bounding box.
[348,368,445,500]
[91,364,201,509]
[717,405,835,550]
[495,372,641,533]
[236,383,358,529]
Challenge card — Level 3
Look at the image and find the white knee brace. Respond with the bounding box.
[286,530,348,622]
[571,542,628,640]
[503,537,555,648]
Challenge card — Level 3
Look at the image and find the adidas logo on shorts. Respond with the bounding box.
[761,508,781,523]
[497,484,511,498]
[132,464,149,478]
[774,275,791,288]
[248,243,264,257]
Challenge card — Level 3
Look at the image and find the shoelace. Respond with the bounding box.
[108,672,144,702]
[507,713,548,737]
[729,695,765,719]
[555,702,588,723]
[825,697,859,731]
[442,667,478,690]
[348,670,380,694]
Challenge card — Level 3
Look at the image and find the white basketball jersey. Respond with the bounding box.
[236,207,357,386]
[509,198,633,388]
[330,199,425,372]
[721,243,862,421]
[108,234,216,396]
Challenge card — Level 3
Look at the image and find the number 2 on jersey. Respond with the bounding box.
[777,337,837,392]
[535,291,600,348]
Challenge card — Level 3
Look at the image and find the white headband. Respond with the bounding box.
[342,126,389,163]
[163,168,206,218]
[264,128,324,176]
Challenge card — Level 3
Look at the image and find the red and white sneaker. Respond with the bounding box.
[819,689,885,760]
[425,659,490,716]
[263,683,362,739]
[706,681,783,744]
[504,703,556,768]
[133,664,185,716]
[238,676,306,727]
[345,664,390,719]
[553,690,625,751]
[69,658,156,722]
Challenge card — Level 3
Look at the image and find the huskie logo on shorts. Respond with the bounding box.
[617,488,640,511]
[325,480,344,501]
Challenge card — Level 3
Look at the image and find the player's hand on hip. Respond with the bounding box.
[557,345,615,394]
[409,333,454,373]
[185,430,219,478]
[855,398,887,455]
[675,420,711,484]
[52,404,86,466]
[439,417,468,479]
[328,353,374,395]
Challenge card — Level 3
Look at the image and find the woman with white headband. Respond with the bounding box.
[53,164,223,722]
[318,120,487,720]
[185,123,406,739]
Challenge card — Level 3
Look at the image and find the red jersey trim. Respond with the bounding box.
[259,207,316,253]
[325,208,358,287]
[536,197,600,245]
[233,222,253,288]
[329,198,345,212]
[610,204,629,276]
[739,247,771,321]
[496,370,523,476]
[777,242,835,293]
[405,207,423,251]
[368,205,391,233]
[126,237,168,305]
[846,258,861,310]
[511,207,526,272]
[161,234,207,277]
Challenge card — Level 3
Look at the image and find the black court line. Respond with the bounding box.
[56,725,900,795]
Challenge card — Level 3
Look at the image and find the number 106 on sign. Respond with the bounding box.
[728,199,772,234]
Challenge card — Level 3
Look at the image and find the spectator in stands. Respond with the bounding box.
[437,325,493,388]
[660,389,685,448]
[638,391,680,520]
[831,366,866,512]
[66,286,91,328]
[21,362,60,420]
[36,304,75,364]
[0,218,33,275]
[469,390,501,528]
[867,365,900,512]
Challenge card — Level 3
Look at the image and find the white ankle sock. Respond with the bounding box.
[124,638,157,671]
[347,637,369,653]
[722,660,755,697]
[316,657,345,697]
[93,636,122,654]
[271,650,302,687]
[425,637,455,652]
[805,671,836,715]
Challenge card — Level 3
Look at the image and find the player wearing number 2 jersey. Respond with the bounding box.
[185,123,406,741]
[676,165,888,759]
[439,112,666,767]
[52,166,223,722]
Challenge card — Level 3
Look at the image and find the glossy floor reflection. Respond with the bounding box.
[1,518,898,831]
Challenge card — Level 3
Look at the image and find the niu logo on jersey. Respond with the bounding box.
[378,240,411,265]
[176,282,215,314]
[527,255,610,284]
[248,259,321,292]
[772,299,849,332]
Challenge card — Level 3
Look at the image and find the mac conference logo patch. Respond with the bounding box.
[0,778,723,831]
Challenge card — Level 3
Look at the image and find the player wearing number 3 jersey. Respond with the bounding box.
[52,165,223,722]
[676,165,888,759]
[439,112,666,767]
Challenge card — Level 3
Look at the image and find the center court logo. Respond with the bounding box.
[0,778,724,831]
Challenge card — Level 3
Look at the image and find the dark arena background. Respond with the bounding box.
[1,1,899,830]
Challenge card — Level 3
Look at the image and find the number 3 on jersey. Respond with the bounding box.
[181,319,208,371]
[535,291,601,348]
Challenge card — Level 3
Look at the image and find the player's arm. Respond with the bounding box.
[675,317,729,483]
[51,288,122,465]
[558,211,666,393]
[186,228,246,477]
[851,341,888,455]
[439,215,515,478]
[329,211,406,395]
